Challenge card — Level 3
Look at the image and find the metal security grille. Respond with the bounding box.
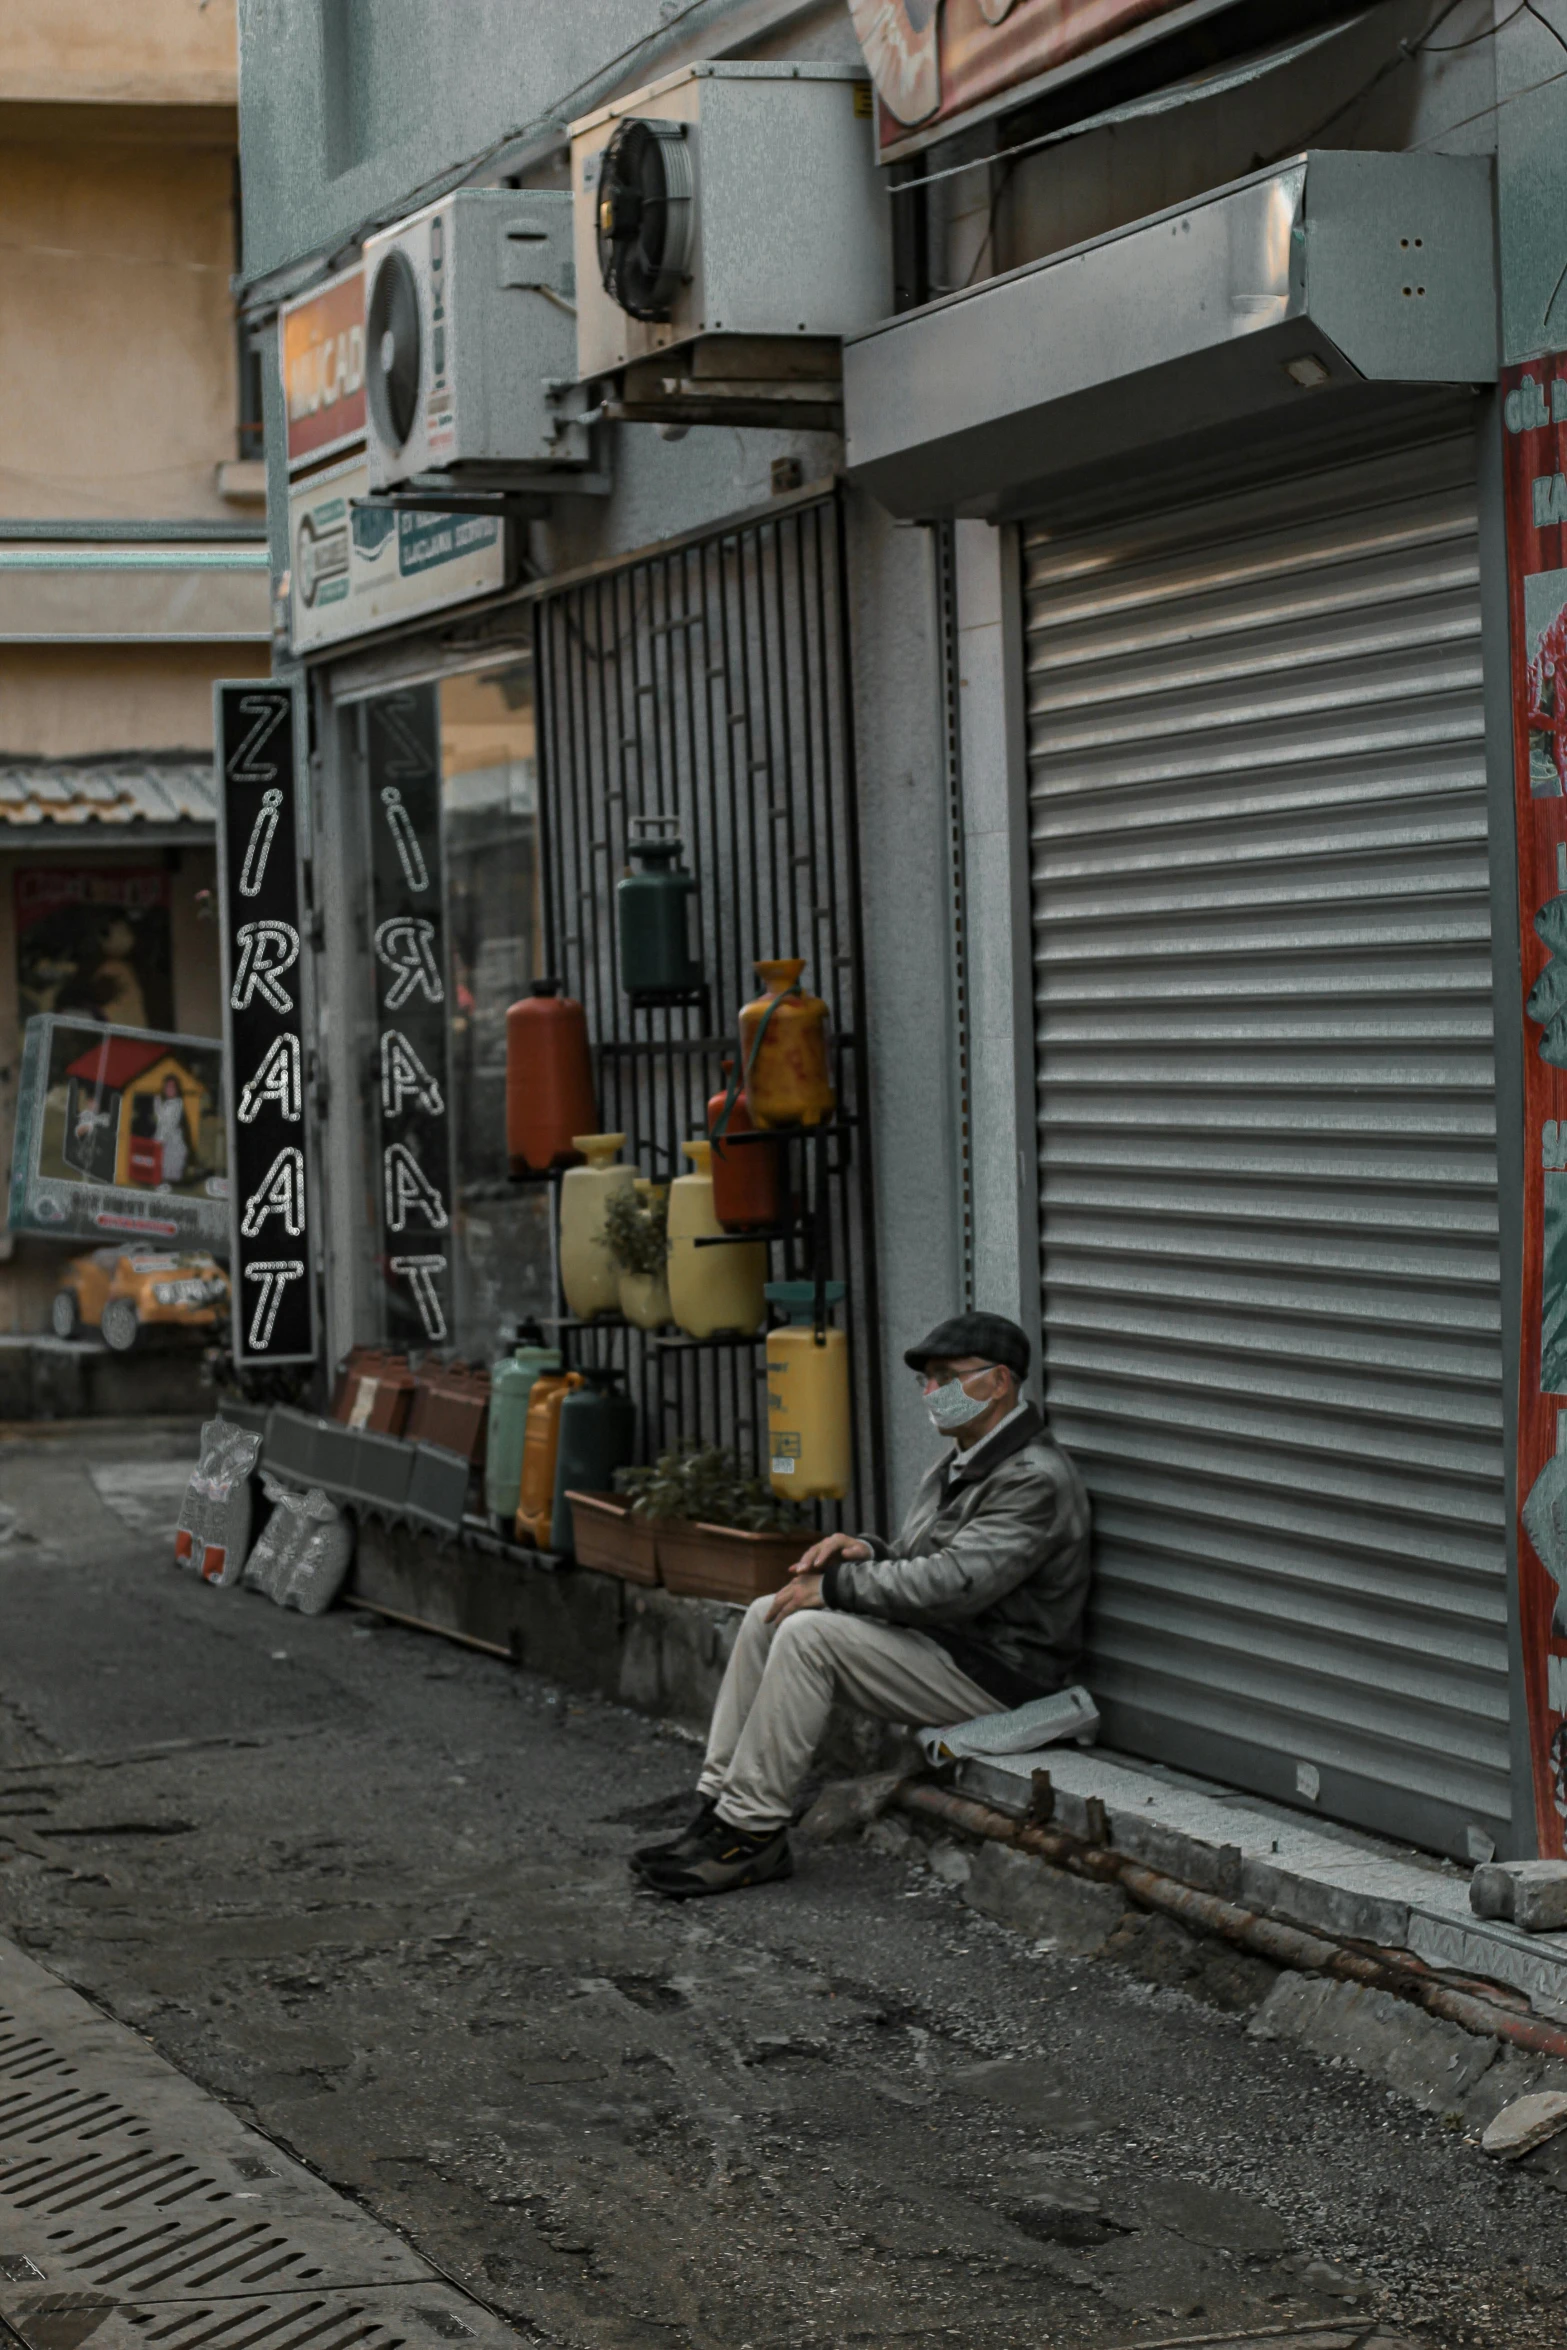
[534,486,884,1523]
[1022,409,1509,1857]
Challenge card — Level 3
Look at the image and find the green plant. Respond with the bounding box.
[603,1184,669,1275]
[617,1443,807,1533]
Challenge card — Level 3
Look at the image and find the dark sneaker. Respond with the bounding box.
[629,1797,719,1872]
[639,1814,793,1901]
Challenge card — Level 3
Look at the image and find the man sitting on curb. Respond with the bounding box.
[632,1311,1092,1900]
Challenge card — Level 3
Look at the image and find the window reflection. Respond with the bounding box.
[437,658,551,1356]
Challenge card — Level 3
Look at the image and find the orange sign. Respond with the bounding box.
[280,266,366,471]
[852,0,1185,148]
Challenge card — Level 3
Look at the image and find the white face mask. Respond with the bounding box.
[925,1370,994,1433]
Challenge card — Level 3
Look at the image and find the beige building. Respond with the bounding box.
[0,0,270,1329]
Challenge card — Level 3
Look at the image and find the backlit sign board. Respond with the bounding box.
[215,681,317,1365]
[280,265,367,472]
[851,0,1188,152]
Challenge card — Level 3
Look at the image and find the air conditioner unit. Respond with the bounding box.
[362,189,591,489]
[570,63,891,426]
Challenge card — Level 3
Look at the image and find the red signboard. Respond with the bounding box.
[279,266,366,472]
[851,0,1186,149]
[1503,356,1567,1856]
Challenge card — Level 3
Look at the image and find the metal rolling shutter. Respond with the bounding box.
[1023,413,1509,1856]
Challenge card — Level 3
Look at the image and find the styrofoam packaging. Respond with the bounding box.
[175,1418,261,1588]
[243,1474,355,1616]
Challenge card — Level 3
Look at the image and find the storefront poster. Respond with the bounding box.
[851,0,1186,148]
[364,685,454,1348]
[15,866,173,1033]
[216,681,316,1365]
[1502,357,1567,1853]
[288,453,510,654]
[7,1014,227,1249]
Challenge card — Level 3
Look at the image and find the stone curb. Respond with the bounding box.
[954,1748,1567,2021]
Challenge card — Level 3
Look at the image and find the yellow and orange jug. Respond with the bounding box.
[738,958,834,1130]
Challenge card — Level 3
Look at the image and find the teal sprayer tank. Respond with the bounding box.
[485,1346,561,1523]
[617,815,703,1005]
[551,1371,637,1557]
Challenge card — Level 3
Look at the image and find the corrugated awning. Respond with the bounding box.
[0,762,216,829]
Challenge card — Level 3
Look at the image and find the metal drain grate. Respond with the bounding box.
[1,2151,219,2213]
[0,1946,519,2350]
[123,2297,413,2350]
[0,2020,77,2086]
[2,2286,494,2350]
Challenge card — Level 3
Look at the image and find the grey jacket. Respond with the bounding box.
[820,1402,1092,1706]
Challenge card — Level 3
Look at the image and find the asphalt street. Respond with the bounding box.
[0,1421,1561,2350]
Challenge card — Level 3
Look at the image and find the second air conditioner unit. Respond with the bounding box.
[362,189,592,489]
[571,63,892,427]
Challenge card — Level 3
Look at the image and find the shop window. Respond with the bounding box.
[438,661,551,1353]
[15,866,174,1033]
[347,660,548,1361]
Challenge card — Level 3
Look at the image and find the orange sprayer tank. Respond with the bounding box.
[738,958,834,1130]
[506,980,597,1178]
[707,1059,781,1231]
[514,1369,583,1549]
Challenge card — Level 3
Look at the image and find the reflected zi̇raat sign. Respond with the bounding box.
[215,681,316,1366]
[7,1015,228,1249]
[364,686,454,1347]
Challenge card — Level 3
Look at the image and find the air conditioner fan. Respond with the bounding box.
[366,247,422,452]
[596,118,694,322]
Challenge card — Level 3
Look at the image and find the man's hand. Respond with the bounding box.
[766,1570,825,1623]
[793,1529,871,1576]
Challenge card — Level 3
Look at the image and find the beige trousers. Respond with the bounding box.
[697,1594,998,1833]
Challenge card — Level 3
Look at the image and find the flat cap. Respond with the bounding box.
[904,1311,1030,1381]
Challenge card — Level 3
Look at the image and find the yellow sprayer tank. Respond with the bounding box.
[669,1139,767,1339]
[764,1279,850,1501]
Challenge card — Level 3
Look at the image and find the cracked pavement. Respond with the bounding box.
[0,1421,1561,2349]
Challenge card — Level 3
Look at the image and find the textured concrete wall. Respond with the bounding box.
[843,492,960,1518]
[238,0,691,281]
[952,518,1038,1360]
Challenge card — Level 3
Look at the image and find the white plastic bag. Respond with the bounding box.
[243,1473,355,1616]
[175,1418,261,1588]
[916,1684,1100,1766]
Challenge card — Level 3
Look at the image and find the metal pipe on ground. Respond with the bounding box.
[894,1780,1567,2064]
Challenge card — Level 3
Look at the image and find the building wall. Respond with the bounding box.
[0,0,237,108]
[237,2,855,287]
[0,646,268,760]
[0,132,241,523]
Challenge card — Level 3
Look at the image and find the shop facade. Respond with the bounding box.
[838,11,1557,1864]
[254,63,934,1537]
[235,0,1567,1863]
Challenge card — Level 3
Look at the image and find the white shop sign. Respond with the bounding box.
[287,452,510,655]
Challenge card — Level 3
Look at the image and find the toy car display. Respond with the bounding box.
[51,1247,229,1353]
